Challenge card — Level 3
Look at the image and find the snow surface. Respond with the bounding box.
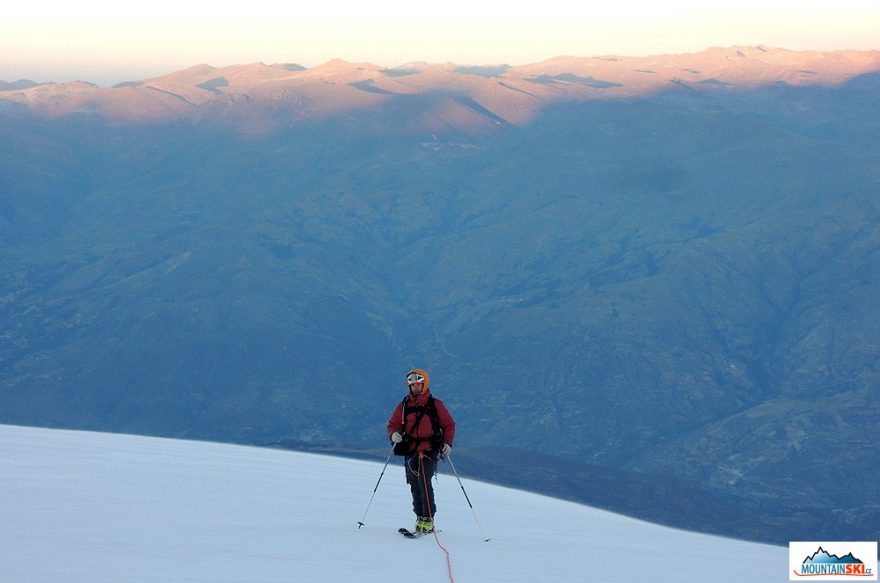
[0,424,789,582]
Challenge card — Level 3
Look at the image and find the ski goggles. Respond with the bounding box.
[406,372,425,384]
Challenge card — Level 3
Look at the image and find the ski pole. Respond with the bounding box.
[446,453,490,542]
[357,445,394,529]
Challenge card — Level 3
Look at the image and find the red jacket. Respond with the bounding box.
[387,388,456,454]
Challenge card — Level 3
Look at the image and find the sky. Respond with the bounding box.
[2,0,878,86]
[1,423,790,582]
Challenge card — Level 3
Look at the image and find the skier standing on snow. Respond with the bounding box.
[387,368,456,534]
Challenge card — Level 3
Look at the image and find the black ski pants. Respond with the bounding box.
[404,453,437,518]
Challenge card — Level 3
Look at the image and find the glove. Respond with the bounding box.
[391,432,403,444]
[440,443,452,456]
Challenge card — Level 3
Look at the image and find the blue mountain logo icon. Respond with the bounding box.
[803,547,865,565]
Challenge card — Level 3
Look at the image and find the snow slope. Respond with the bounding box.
[0,424,788,582]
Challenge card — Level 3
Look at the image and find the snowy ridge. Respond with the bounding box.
[0,425,787,582]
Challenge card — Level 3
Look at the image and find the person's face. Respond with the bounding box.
[406,371,426,394]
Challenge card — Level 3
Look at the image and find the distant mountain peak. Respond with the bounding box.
[276,62,307,72]
[311,58,378,72]
[0,79,42,91]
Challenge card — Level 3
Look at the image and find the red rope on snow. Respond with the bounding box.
[420,454,455,583]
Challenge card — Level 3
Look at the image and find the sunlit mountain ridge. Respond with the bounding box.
[2,46,879,126]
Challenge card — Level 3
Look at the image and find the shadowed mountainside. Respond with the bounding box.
[1,47,879,545]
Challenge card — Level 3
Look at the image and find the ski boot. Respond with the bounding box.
[415,516,434,533]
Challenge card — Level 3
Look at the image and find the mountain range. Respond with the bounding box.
[4,45,879,126]
[1,46,879,546]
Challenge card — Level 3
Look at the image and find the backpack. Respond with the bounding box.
[393,395,444,456]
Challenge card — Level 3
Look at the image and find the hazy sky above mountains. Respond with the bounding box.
[2,0,878,86]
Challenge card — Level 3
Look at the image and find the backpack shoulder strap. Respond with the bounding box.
[425,396,442,437]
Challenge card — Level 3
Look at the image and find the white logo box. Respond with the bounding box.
[790,541,877,581]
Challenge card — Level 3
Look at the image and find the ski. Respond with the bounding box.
[398,527,419,538]
[398,527,440,538]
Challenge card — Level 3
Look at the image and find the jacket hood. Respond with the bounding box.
[406,368,430,395]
